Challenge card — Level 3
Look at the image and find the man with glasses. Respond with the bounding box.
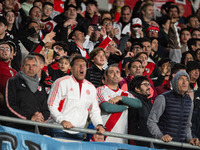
[0,41,17,99]
[128,76,153,146]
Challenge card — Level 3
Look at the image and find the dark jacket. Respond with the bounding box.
[85,64,104,88]
[128,91,153,146]
[4,73,50,121]
[147,71,193,143]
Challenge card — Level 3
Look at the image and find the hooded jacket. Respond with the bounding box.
[147,71,193,142]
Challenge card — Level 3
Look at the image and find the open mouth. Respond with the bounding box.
[80,71,84,75]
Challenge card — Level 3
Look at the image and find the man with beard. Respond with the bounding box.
[0,41,17,110]
[140,3,154,31]
[97,64,142,143]
[128,76,153,146]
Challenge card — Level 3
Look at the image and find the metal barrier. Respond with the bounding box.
[0,115,199,149]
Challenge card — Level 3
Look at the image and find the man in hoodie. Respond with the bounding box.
[147,71,199,147]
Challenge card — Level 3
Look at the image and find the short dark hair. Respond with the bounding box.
[180,28,190,36]
[121,5,131,14]
[89,47,104,62]
[187,15,198,24]
[141,37,151,44]
[43,2,54,8]
[167,5,179,14]
[188,38,200,51]
[141,3,153,13]
[33,0,43,6]
[6,40,17,53]
[85,0,98,7]
[135,52,148,59]
[0,41,12,52]
[59,56,70,63]
[129,76,149,92]
[171,63,186,77]
[70,55,87,67]
[0,16,7,26]
[128,59,142,70]
[104,64,119,76]
[52,41,69,54]
[22,55,38,67]
[30,52,45,64]
[29,6,41,16]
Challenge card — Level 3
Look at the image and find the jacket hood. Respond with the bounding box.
[172,71,190,94]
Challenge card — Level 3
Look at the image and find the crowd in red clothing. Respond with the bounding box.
[0,0,200,147]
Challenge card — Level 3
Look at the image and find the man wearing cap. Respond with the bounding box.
[129,18,144,44]
[47,41,69,73]
[54,4,87,42]
[146,26,159,38]
[147,71,200,147]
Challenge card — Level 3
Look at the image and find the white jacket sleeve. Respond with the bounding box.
[48,79,66,124]
[89,91,103,127]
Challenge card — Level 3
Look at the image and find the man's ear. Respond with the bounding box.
[135,87,140,94]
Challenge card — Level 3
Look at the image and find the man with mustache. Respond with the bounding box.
[97,64,142,143]
[128,76,153,147]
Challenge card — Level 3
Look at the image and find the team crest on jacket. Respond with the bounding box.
[45,87,51,94]
[38,86,42,91]
[10,70,14,76]
[145,68,150,73]
[86,89,90,95]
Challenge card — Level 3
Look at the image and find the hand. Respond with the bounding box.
[161,134,173,142]
[87,26,94,36]
[43,32,56,44]
[61,120,75,129]
[92,134,105,142]
[189,138,200,146]
[125,52,134,58]
[114,48,122,56]
[100,26,107,37]
[15,1,21,9]
[149,21,159,27]
[96,125,105,134]
[137,28,144,38]
[31,112,44,123]
[124,41,132,52]
[63,19,77,28]
[161,62,170,76]
[108,96,122,104]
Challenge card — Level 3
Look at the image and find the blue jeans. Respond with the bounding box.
[46,128,84,141]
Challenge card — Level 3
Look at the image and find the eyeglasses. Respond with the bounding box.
[132,47,142,51]
[0,47,10,51]
[149,30,158,33]
[103,22,112,26]
[141,83,151,87]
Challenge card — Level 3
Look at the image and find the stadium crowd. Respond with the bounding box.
[0,0,200,148]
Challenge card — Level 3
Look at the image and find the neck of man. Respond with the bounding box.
[143,16,151,24]
[0,32,6,39]
[0,58,10,62]
[107,83,118,90]
[42,16,49,20]
[75,41,83,48]
[94,63,103,70]
[37,71,42,79]
[190,78,196,84]
[7,24,13,31]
